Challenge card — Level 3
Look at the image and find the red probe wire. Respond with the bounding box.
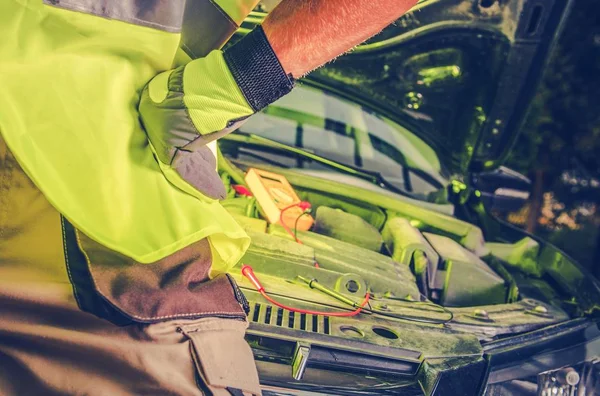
[232,184,253,197]
[279,202,311,244]
[279,202,320,268]
[239,195,368,314]
[242,265,370,317]
[260,289,370,317]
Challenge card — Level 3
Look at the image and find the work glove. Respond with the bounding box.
[139,26,294,199]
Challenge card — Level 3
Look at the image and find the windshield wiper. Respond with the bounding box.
[224,132,377,180]
[222,132,414,196]
[236,147,292,169]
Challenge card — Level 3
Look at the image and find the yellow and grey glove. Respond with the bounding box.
[139,26,294,199]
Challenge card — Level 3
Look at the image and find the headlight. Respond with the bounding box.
[485,360,599,396]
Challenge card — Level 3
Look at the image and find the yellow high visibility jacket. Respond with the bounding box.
[0,0,292,276]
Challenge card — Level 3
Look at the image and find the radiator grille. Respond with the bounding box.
[249,302,331,335]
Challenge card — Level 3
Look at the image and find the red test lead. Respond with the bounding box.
[241,265,370,317]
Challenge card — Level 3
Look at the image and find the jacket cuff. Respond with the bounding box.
[223,25,295,112]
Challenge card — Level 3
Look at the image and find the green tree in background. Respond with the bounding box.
[506,0,600,275]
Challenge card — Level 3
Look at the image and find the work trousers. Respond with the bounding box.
[0,135,261,396]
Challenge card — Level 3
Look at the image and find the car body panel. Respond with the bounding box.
[239,0,573,178]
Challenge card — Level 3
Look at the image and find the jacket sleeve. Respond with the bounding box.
[138,26,294,199]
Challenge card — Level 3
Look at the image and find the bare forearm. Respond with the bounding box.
[262,0,417,77]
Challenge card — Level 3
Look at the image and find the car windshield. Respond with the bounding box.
[226,84,448,199]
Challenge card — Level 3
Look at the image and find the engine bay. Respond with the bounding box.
[216,156,580,390]
[221,159,570,331]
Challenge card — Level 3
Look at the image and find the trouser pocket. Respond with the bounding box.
[180,318,261,396]
[62,218,248,325]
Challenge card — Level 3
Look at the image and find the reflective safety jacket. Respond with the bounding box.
[0,0,293,276]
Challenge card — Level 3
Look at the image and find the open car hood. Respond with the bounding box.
[243,0,572,177]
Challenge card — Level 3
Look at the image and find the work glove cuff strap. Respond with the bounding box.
[223,25,295,112]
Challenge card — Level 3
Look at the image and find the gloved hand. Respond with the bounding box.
[139,26,294,199]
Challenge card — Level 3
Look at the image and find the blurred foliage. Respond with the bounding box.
[504,0,600,274]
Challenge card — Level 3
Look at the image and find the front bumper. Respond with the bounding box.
[248,318,600,395]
